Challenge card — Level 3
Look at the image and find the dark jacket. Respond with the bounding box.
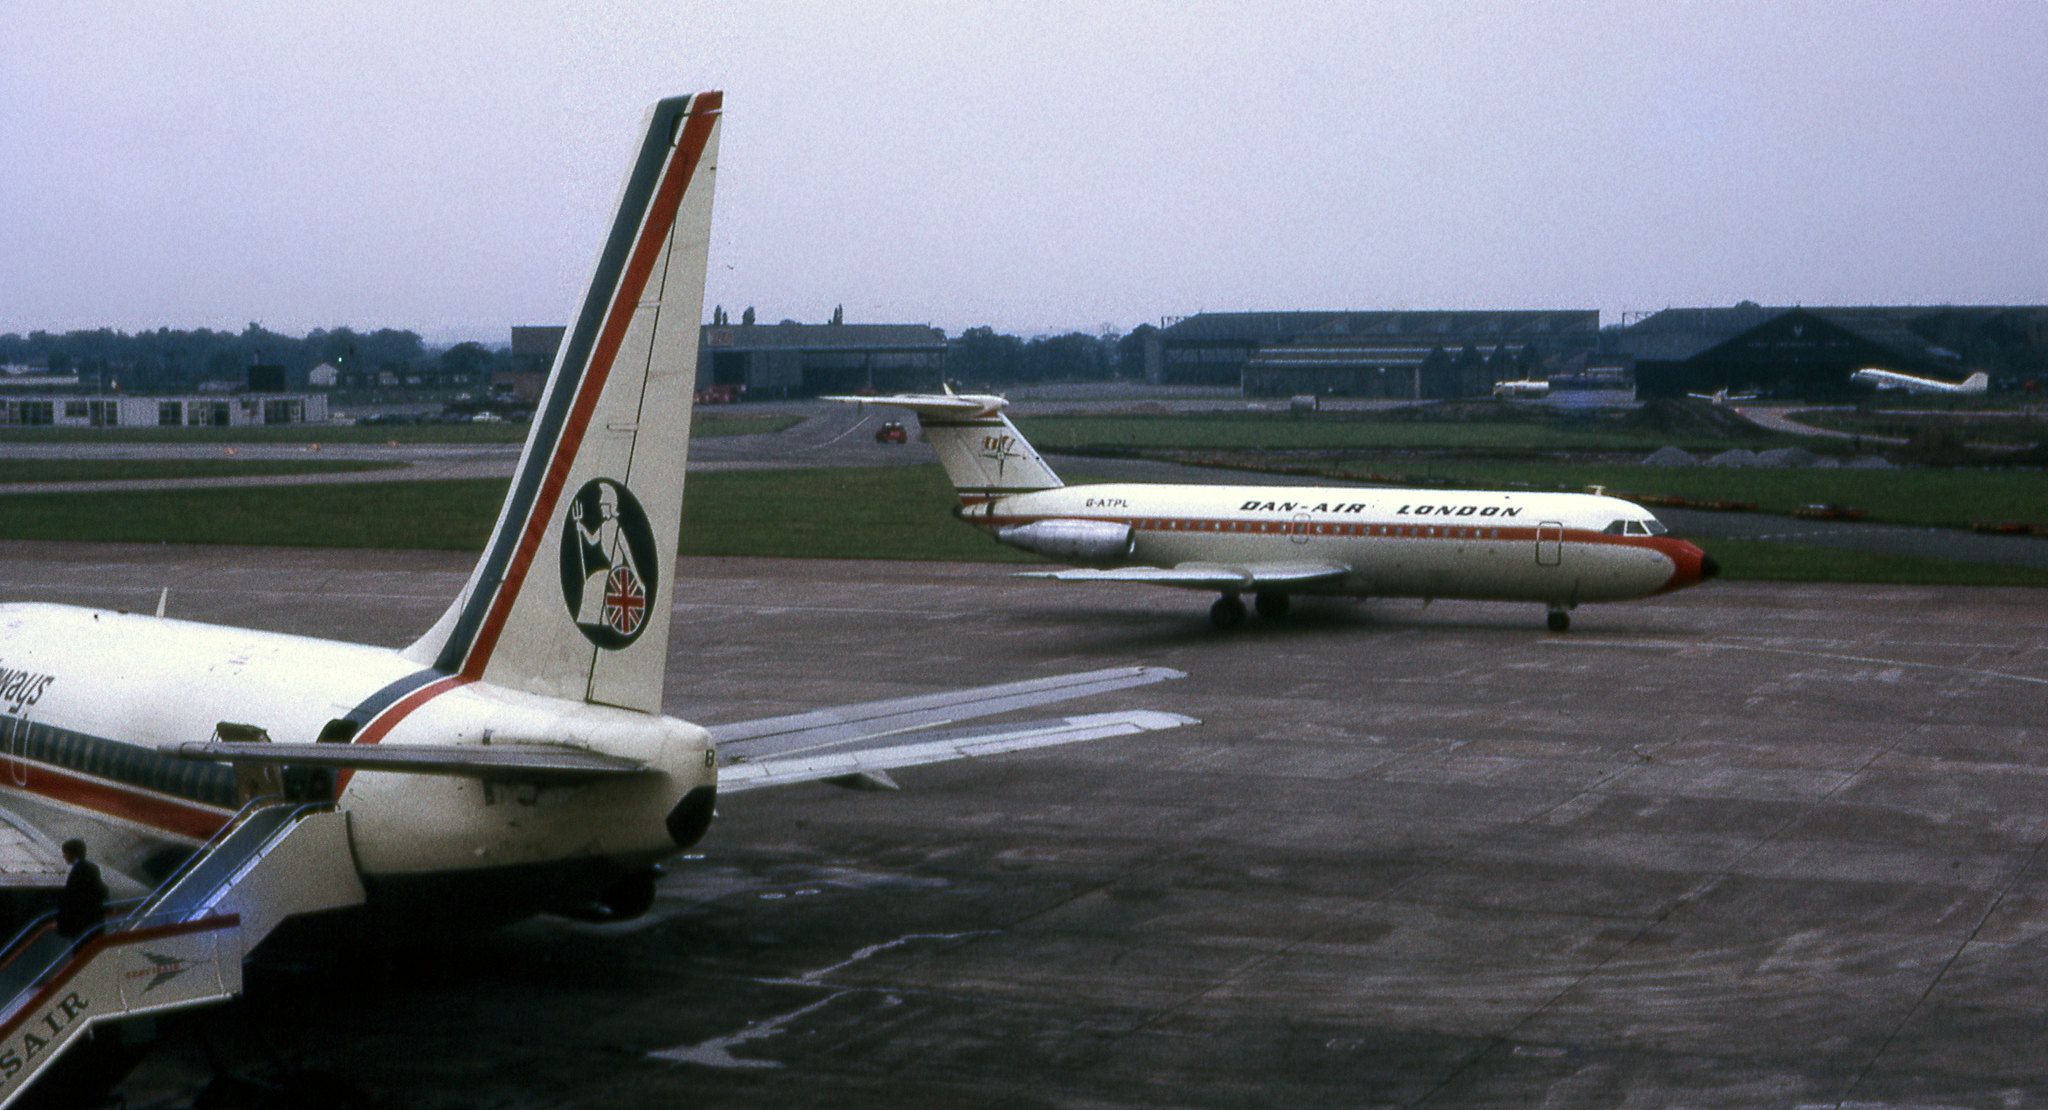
[57,859,107,938]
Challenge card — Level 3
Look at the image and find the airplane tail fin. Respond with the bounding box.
[1963,371,1989,394]
[823,391,1063,503]
[404,92,722,714]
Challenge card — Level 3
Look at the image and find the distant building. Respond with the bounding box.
[307,362,341,388]
[494,326,566,403]
[1147,310,1601,397]
[0,393,329,428]
[1622,304,2048,400]
[247,363,287,392]
[696,321,947,398]
[510,326,567,364]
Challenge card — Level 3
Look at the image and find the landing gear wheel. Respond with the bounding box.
[1547,609,1571,633]
[1255,591,1291,620]
[1211,594,1248,631]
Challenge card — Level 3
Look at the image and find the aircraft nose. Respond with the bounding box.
[1656,541,1716,593]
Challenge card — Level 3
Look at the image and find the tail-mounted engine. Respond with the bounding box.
[996,519,1135,565]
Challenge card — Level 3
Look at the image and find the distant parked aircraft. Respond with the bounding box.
[1850,368,1989,395]
[827,391,1718,632]
[1686,388,1759,406]
[1492,379,1550,399]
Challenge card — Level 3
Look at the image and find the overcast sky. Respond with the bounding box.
[3,1,2043,342]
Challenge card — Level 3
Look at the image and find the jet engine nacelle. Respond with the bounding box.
[997,519,1135,565]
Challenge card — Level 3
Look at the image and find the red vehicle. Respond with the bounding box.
[875,421,908,444]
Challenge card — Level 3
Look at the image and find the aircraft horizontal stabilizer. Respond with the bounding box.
[160,741,649,783]
[820,392,1004,418]
[718,710,1195,793]
[1021,562,1349,590]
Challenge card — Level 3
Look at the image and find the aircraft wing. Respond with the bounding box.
[160,741,647,783]
[717,711,1192,793]
[709,664,1195,793]
[1020,561,1350,590]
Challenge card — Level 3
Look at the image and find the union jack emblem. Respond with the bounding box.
[602,565,646,636]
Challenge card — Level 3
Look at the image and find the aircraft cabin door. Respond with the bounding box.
[4,718,25,787]
[1536,522,1564,567]
[1290,513,1311,544]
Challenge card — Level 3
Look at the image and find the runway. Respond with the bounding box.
[4,542,2046,1106]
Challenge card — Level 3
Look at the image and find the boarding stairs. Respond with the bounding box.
[0,798,364,1107]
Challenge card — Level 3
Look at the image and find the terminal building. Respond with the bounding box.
[0,363,328,427]
[1623,304,2048,400]
[0,391,328,428]
[1143,310,1602,398]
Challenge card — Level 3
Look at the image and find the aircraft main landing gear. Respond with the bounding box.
[1211,594,1248,631]
[1546,608,1571,633]
[1255,591,1291,620]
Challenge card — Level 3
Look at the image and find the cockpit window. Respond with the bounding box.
[1607,519,1663,536]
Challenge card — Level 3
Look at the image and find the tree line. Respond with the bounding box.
[0,324,431,391]
[0,322,1159,392]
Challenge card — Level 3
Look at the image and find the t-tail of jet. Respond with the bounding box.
[404,91,722,714]
[824,390,1063,503]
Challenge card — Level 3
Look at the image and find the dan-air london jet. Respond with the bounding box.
[0,93,1194,932]
[829,391,1718,631]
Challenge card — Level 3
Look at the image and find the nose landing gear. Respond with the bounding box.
[1546,607,1571,633]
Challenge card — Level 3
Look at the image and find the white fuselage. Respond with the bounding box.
[0,604,711,902]
[971,483,1710,604]
[1849,368,1988,395]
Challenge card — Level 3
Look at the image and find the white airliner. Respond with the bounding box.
[827,392,1718,630]
[1491,379,1549,399]
[0,93,1192,939]
[1850,367,1990,395]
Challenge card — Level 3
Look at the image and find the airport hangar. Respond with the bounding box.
[1623,303,2048,401]
[496,320,949,403]
[1139,310,1607,399]
[1135,305,2048,402]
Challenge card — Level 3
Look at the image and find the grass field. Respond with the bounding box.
[0,459,401,483]
[1016,408,1799,455]
[1,466,2041,586]
[0,423,527,445]
[0,468,1030,562]
[0,411,799,445]
[1703,539,2048,586]
[1790,408,2048,447]
[1274,458,2048,530]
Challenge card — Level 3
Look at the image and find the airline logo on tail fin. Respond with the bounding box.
[560,478,657,648]
[405,91,722,714]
